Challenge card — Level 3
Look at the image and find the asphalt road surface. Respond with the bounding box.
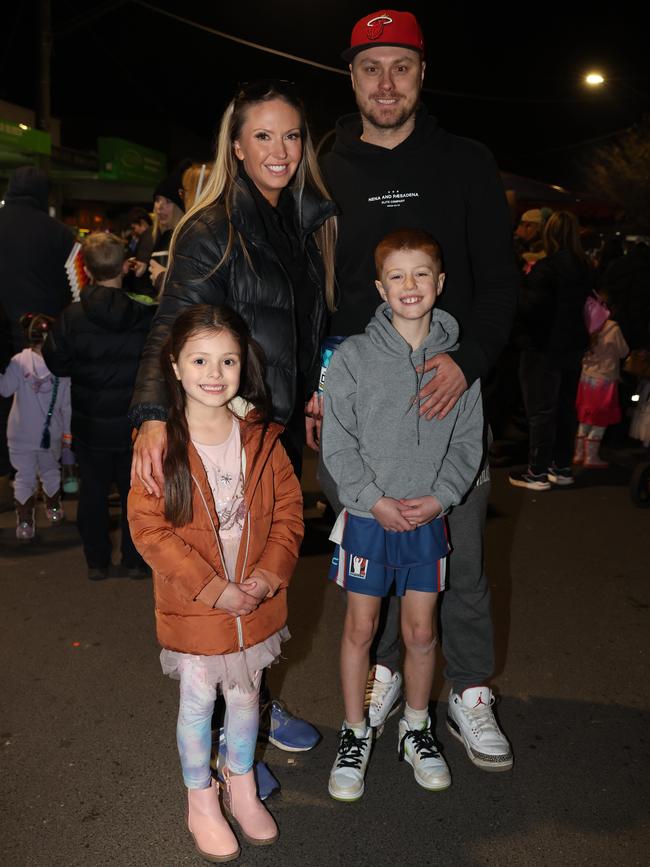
[2,447,649,866]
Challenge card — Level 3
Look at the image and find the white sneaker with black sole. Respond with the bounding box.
[328,724,373,802]
[365,664,403,737]
[446,687,513,772]
[398,717,451,791]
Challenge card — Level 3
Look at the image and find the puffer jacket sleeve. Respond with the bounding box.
[250,441,304,593]
[42,308,76,377]
[127,479,229,605]
[129,214,231,426]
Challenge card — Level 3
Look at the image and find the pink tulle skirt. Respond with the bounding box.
[160,627,290,691]
[576,376,621,427]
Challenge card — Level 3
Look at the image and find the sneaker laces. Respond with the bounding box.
[335,729,369,769]
[463,698,499,738]
[399,726,441,762]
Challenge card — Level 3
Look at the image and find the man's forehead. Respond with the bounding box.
[351,45,422,67]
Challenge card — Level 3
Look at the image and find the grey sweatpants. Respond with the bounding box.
[319,455,494,694]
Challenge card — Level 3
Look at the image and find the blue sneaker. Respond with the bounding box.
[210,728,280,800]
[261,700,321,752]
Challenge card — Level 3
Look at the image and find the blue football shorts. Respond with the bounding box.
[327,512,449,597]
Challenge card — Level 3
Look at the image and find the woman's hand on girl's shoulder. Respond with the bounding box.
[215,583,259,616]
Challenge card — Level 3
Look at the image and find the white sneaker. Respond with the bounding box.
[328,724,373,802]
[398,717,451,791]
[446,687,513,772]
[365,664,403,735]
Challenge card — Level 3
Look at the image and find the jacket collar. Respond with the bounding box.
[229,174,337,247]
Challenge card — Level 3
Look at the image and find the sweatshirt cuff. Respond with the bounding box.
[128,403,168,428]
[195,574,228,608]
[431,486,457,515]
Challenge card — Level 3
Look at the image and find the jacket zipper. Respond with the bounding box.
[235,512,252,651]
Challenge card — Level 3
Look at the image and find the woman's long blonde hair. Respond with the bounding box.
[169,82,337,311]
[543,210,589,263]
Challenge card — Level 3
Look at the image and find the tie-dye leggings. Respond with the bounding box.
[177,666,262,789]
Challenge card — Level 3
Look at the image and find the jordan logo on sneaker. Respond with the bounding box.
[473,693,488,708]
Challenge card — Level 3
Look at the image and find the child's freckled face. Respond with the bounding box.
[375,248,445,321]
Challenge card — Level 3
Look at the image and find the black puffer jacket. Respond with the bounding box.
[42,285,156,450]
[129,176,336,427]
[516,250,593,367]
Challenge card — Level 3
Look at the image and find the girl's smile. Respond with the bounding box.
[172,329,241,416]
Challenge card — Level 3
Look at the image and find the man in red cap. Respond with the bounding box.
[316,9,518,798]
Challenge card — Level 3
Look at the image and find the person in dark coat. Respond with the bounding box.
[602,242,650,351]
[43,232,156,580]
[0,166,74,351]
[510,210,593,489]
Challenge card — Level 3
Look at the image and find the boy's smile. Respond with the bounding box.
[376,248,445,322]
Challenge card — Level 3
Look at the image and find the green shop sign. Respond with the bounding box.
[98,138,166,184]
[0,120,51,155]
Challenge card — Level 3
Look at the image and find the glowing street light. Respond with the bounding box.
[584,72,605,87]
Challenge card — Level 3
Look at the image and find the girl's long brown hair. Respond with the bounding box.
[161,305,270,527]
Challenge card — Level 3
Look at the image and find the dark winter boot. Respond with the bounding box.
[15,496,36,541]
[44,489,65,524]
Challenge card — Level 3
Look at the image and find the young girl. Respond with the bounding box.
[0,313,71,540]
[574,295,629,468]
[128,305,303,862]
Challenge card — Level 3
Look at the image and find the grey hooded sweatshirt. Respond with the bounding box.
[322,302,484,517]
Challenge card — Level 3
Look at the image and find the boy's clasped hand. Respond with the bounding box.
[370,495,443,532]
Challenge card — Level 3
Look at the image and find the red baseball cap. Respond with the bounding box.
[342,9,425,63]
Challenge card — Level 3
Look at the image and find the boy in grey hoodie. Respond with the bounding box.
[322,229,483,802]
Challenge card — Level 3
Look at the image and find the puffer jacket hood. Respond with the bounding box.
[80,283,156,332]
[5,166,49,211]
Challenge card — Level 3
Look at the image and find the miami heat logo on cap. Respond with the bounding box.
[366,13,393,41]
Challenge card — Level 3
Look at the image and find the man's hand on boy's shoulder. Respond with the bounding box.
[416,353,468,420]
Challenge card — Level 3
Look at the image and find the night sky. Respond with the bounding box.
[2,1,648,190]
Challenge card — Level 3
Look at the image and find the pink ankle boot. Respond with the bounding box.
[223,767,278,846]
[187,778,240,862]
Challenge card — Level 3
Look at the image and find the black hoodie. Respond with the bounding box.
[322,108,518,386]
[0,167,74,351]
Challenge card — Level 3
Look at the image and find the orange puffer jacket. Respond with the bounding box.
[128,417,303,655]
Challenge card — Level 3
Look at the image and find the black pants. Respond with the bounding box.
[75,443,144,569]
[519,350,581,474]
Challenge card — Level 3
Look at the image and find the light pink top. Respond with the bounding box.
[193,418,245,580]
